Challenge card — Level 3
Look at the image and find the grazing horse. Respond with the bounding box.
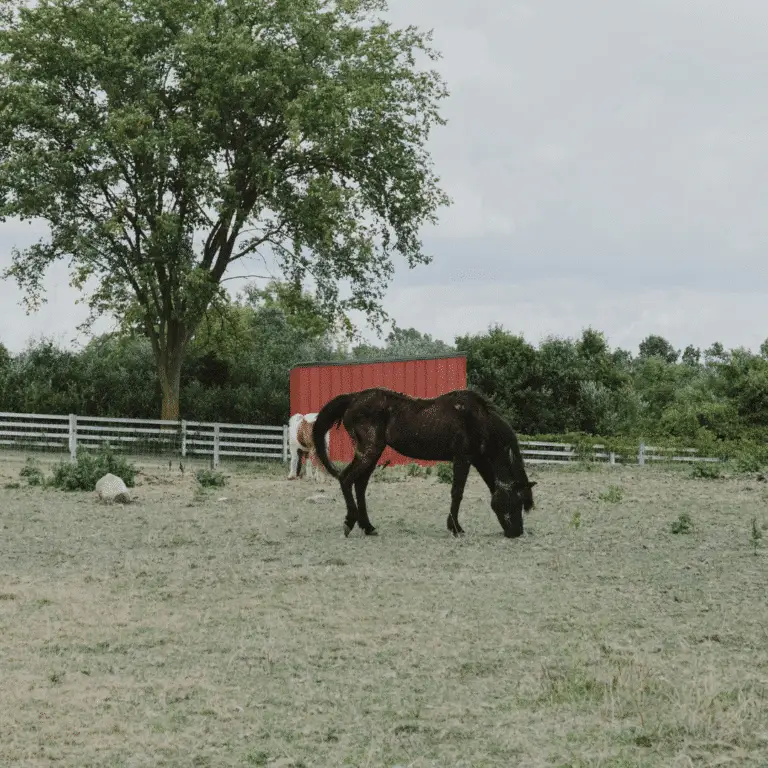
[312,387,536,538]
[287,412,329,482]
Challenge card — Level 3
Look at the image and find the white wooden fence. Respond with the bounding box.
[0,411,722,469]
[518,440,720,465]
[0,412,288,467]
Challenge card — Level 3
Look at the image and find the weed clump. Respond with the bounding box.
[195,468,226,488]
[51,444,137,491]
[691,462,721,479]
[436,463,453,484]
[598,484,624,503]
[19,458,45,487]
[670,512,693,534]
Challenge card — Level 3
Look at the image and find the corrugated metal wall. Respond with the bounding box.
[289,355,467,466]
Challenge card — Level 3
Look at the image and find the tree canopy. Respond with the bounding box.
[0,0,450,417]
[3,317,767,456]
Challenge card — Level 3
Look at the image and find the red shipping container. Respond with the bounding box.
[290,354,467,466]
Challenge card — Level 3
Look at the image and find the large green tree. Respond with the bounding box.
[0,0,450,418]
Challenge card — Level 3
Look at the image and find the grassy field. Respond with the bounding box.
[1,454,768,767]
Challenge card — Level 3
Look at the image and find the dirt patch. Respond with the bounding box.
[1,457,767,766]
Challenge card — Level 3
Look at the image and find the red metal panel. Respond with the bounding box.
[289,355,467,466]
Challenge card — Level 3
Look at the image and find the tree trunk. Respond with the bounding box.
[157,342,184,421]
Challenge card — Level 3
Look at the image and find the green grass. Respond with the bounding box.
[0,459,766,766]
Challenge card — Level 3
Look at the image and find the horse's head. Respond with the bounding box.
[518,479,537,512]
[491,479,536,538]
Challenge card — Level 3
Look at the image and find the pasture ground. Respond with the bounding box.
[1,454,768,767]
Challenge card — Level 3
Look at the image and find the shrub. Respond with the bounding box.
[195,468,226,488]
[690,462,721,479]
[19,458,45,487]
[670,512,693,534]
[730,444,768,474]
[406,462,425,478]
[51,443,137,491]
[436,462,453,484]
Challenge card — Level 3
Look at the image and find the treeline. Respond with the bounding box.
[1,282,767,450]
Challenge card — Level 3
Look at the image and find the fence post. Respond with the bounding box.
[68,414,77,463]
[180,420,187,458]
[609,451,616,466]
[638,440,645,466]
[213,424,220,469]
[283,424,289,463]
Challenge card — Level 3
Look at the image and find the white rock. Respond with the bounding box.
[306,493,332,504]
[95,473,130,504]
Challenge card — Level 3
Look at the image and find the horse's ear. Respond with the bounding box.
[528,481,537,488]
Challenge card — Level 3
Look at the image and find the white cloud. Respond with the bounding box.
[378,279,768,354]
[2,0,767,357]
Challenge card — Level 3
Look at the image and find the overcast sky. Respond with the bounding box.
[1,0,766,355]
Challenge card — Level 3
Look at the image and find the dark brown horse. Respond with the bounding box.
[312,387,536,538]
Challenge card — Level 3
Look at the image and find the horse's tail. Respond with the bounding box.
[312,393,355,479]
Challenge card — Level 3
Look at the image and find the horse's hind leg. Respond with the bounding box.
[354,459,382,536]
[340,428,384,537]
[288,447,302,479]
[338,458,363,536]
[447,458,470,536]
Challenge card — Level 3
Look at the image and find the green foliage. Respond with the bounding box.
[51,444,137,492]
[731,444,768,474]
[690,462,722,480]
[371,464,402,483]
[670,512,693,535]
[598,485,624,503]
[350,324,454,360]
[436,463,453,484]
[195,469,226,488]
[406,463,425,478]
[0,0,450,418]
[572,436,598,467]
[1,317,768,461]
[19,458,45,487]
[638,335,679,364]
[455,325,541,433]
[570,511,582,530]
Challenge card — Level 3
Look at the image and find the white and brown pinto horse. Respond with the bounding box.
[287,412,330,481]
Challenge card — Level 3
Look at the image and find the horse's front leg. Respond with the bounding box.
[353,463,378,535]
[446,458,471,536]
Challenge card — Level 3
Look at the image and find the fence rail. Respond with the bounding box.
[0,412,289,467]
[0,411,725,469]
[516,440,720,465]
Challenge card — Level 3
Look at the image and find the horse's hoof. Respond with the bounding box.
[364,527,378,536]
[344,523,353,537]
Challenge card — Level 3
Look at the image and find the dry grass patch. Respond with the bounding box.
[1,458,767,766]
